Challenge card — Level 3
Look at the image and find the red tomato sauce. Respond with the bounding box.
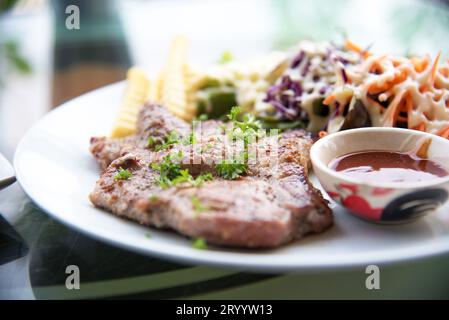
[329,151,448,184]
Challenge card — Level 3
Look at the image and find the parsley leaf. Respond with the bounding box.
[227,106,261,144]
[214,106,263,180]
[181,132,197,146]
[191,196,208,213]
[195,114,209,121]
[4,41,32,74]
[151,153,183,188]
[228,106,241,122]
[147,136,156,148]
[154,131,180,151]
[114,167,132,181]
[228,106,261,132]
[215,159,247,180]
[151,152,213,188]
[149,194,158,203]
[217,50,233,64]
[192,237,208,250]
[192,172,213,187]
[171,169,193,185]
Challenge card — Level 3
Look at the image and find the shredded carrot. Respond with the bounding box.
[436,125,449,139]
[366,96,385,113]
[410,57,429,73]
[441,131,449,139]
[404,93,414,127]
[383,91,405,127]
[344,39,371,58]
[416,137,432,158]
[338,101,347,115]
[431,51,441,85]
[439,67,449,78]
[434,91,443,101]
[421,53,441,93]
[368,69,408,95]
[392,59,402,68]
[411,122,426,132]
[319,131,328,138]
[369,62,383,74]
[323,94,336,105]
[368,82,390,95]
[419,84,429,93]
[344,39,362,53]
[439,128,449,139]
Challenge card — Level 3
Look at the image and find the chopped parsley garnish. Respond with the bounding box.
[149,194,158,203]
[192,237,208,250]
[171,169,194,185]
[217,50,233,64]
[201,143,213,153]
[154,130,181,151]
[145,232,152,239]
[195,114,209,121]
[151,152,183,188]
[227,105,241,122]
[171,170,213,188]
[152,131,198,151]
[114,167,132,181]
[147,136,156,148]
[191,196,208,214]
[181,132,197,146]
[213,106,263,180]
[151,152,213,188]
[215,159,247,180]
[193,172,214,187]
[228,106,261,133]
[227,106,261,148]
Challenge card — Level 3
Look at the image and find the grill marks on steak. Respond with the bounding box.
[89,103,333,248]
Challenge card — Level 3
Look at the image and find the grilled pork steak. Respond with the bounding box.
[89,103,333,248]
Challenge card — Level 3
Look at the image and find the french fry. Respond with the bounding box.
[111,67,150,138]
[185,63,201,114]
[161,34,192,121]
[149,71,163,102]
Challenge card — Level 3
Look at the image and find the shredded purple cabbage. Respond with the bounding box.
[264,44,359,123]
[301,59,311,77]
[264,75,307,121]
[341,68,348,83]
[290,50,305,69]
[322,102,340,131]
[319,85,329,95]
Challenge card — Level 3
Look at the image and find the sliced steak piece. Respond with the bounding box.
[89,136,135,171]
[135,102,190,144]
[89,150,161,223]
[90,103,191,170]
[90,128,333,248]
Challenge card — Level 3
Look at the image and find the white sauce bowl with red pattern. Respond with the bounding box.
[311,127,449,224]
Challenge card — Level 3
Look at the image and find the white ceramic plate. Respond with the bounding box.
[14,82,449,272]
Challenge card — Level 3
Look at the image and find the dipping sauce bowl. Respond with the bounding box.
[311,128,449,223]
